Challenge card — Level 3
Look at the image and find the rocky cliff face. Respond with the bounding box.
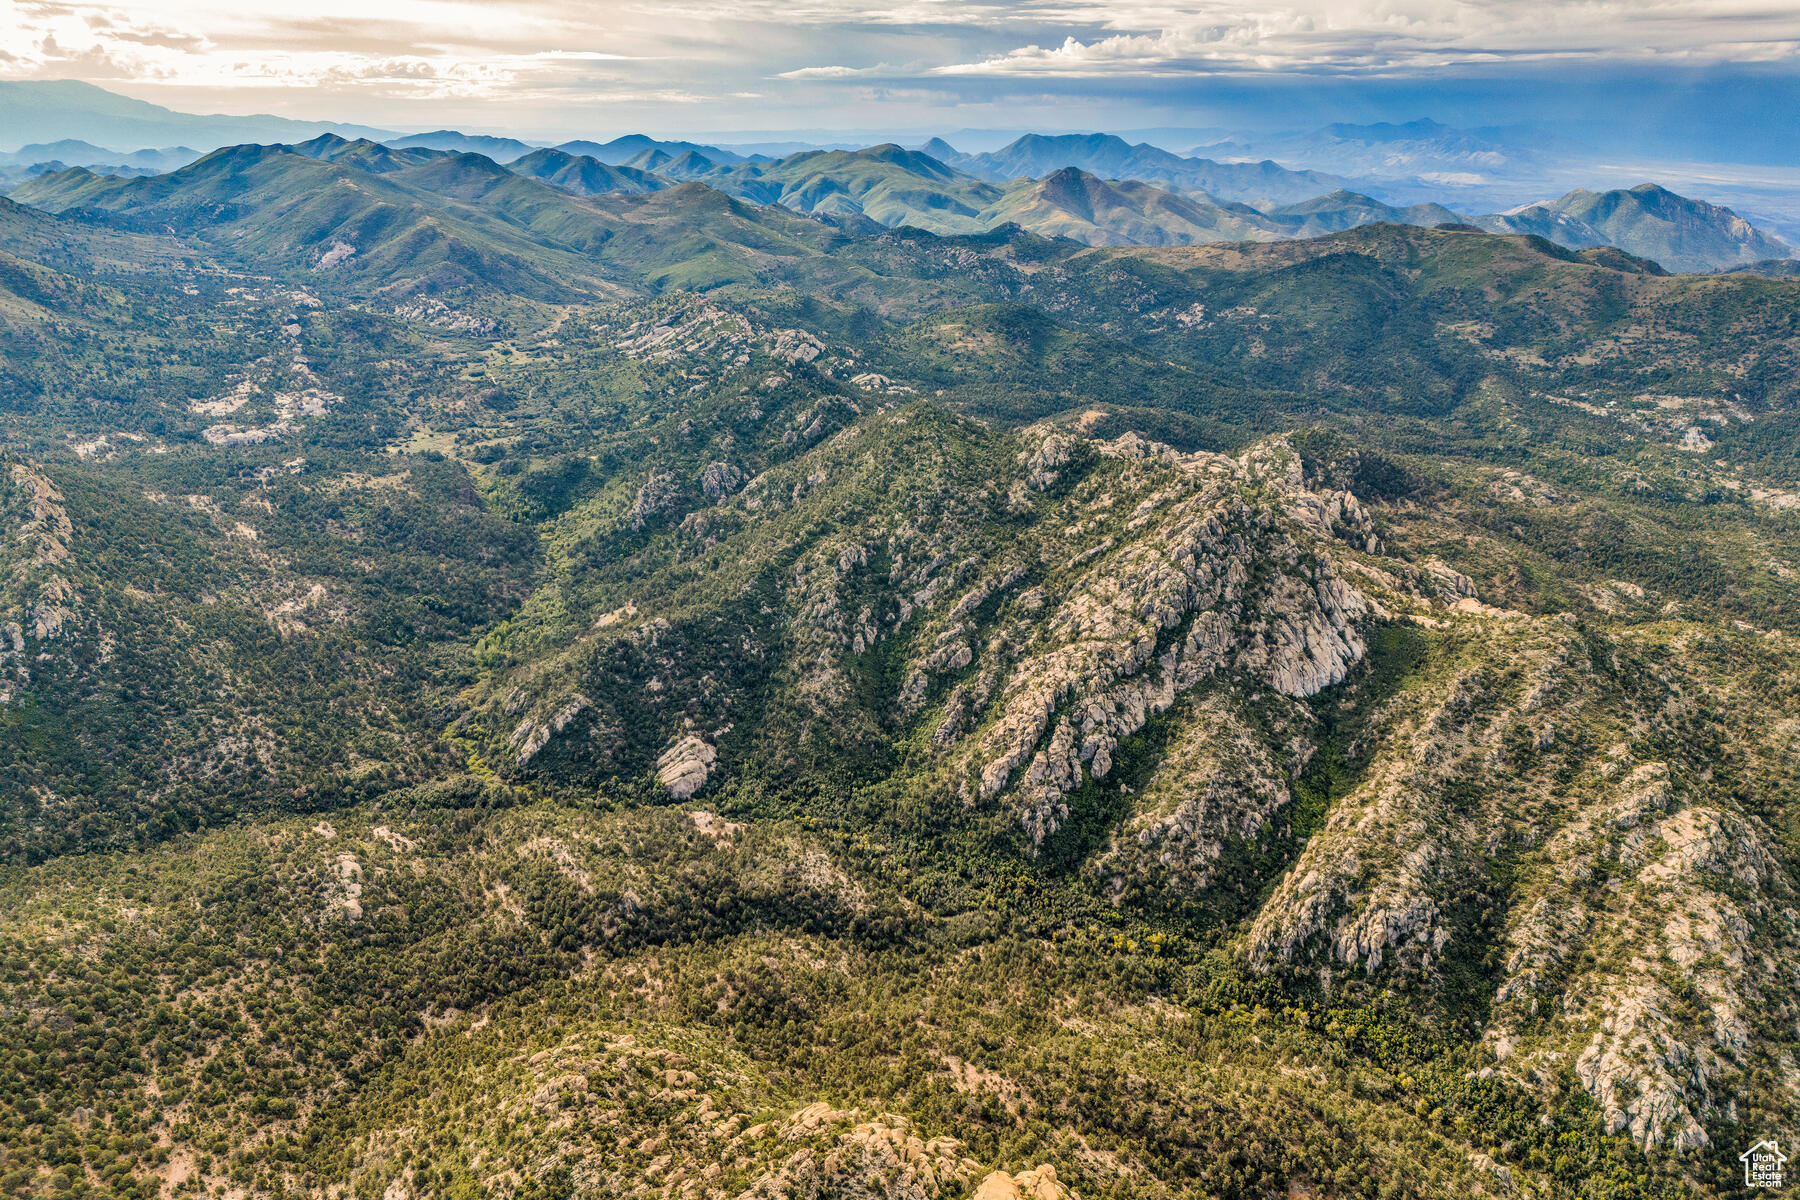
[904,429,1373,847]
[0,460,88,702]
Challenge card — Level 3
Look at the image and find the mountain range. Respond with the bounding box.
[14,131,1788,276]
[0,139,201,173]
[929,131,1352,207]
[2,82,1793,272]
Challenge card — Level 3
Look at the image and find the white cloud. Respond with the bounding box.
[931,2,1800,76]
[0,0,646,96]
[777,63,879,78]
[9,0,1799,95]
[2,0,1796,134]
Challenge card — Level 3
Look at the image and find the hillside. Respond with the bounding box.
[1,163,1799,1200]
[509,148,669,196]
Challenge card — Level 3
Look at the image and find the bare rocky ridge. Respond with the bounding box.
[657,734,718,800]
[489,416,1378,831]
[932,431,1371,846]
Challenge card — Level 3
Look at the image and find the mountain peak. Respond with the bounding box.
[387,129,533,161]
[515,147,575,168]
[1008,131,1133,153]
[1485,181,1794,272]
[857,143,957,179]
[293,132,353,155]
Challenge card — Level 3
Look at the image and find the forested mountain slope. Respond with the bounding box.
[1,168,1798,1200]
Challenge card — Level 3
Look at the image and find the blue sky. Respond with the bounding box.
[3,0,1798,157]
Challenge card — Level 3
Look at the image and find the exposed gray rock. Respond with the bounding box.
[701,461,744,501]
[628,472,680,530]
[1018,429,1079,491]
[509,695,592,765]
[657,735,718,800]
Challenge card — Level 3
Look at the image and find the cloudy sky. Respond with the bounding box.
[4,0,1800,150]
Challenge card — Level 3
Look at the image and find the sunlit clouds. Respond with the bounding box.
[4,0,1799,134]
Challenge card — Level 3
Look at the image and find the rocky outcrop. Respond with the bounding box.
[973,1164,1071,1200]
[479,417,1380,831]
[611,296,828,377]
[1244,611,1800,1149]
[770,328,824,365]
[1246,627,1592,978]
[1087,695,1301,906]
[627,472,680,530]
[1489,772,1798,1151]
[509,694,593,765]
[464,401,1797,1156]
[701,461,744,501]
[736,1103,983,1200]
[1017,428,1081,491]
[2,462,85,691]
[656,735,717,800]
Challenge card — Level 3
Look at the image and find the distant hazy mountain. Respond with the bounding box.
[709,145,1790,266]
[700,150,1296,247]
[1726,259,1800,278]
[627,149,720,181]
[1476,183,1793,273]
[554,136,744,166]
[1264,190,1465,236]
[985,167,1283,246]
[943,133,1349,207]
[0,139,200,173]
[694,145,1461,248]
[386,130,535,161]
[702,145,1000,229]
[509,148,668,196]
[0,80,390,154]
